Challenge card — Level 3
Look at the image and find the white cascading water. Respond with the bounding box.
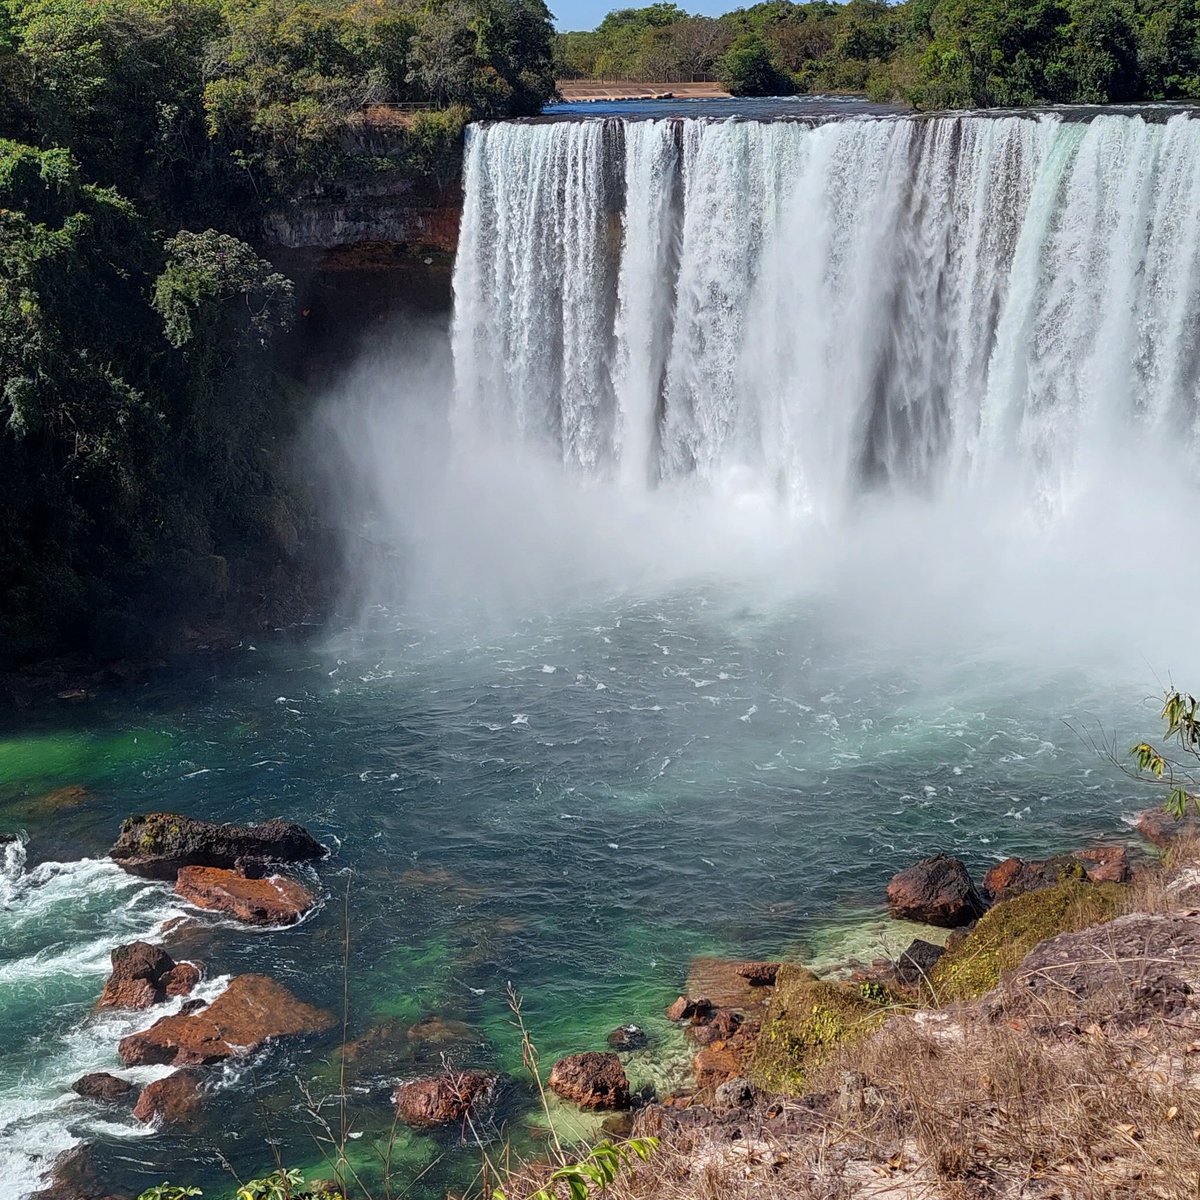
[452,112,1200,519]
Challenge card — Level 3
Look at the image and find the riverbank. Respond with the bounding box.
[493,828,1200,1200]
[21,797,1194,1200]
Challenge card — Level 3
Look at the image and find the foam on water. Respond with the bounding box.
[0,838,203,1197]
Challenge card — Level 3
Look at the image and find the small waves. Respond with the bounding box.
[0,837,195,1198]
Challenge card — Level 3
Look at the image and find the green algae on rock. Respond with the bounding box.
[748,965,892,1095]
[927,879,1125,1003]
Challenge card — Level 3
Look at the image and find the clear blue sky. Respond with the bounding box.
[551,0,743,33]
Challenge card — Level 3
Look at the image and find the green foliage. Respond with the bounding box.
[494,1138,660,1200]
[718,32,795,95]
[136,1169,309,1200]
[1131,689,1200,819]
[0,0,556,667]
[559,0,1200,106]
[154,230,293,350]
[928,879,1124,1002]
[236,1168,306,1200]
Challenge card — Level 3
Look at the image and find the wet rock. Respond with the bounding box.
[983,854,1090,903]
[1073,845,1130,884]
[693,1045,741,1090]
[110,812,326,880]
[164,961,201,996]
[887,854,986,927]
[119,974,334,1067]
[393,1070,498,1128]
[666,995,712,1022]
[97,941,199,1010]
[71,1073,132,1103]
[733,962,781,987]
[407,1015,478,1052]
[687,1008,742,1046]
[713,1077,754,1108]
[548,1052,631,1110]
[29,1145,118,1200]
[894,939,945,986]
[133,1070,203,1124]
[606,1024,649,1052]
[1138,808,1200,848]
[175,865,315,926]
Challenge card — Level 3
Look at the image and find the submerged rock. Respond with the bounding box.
[71,1073,132,1103]
[175,864,315,925]
[393,1069,498,1128]
[666,996,712,1023]
[886,854,986,928]
[119,973,334,1066]
[97,941,199,1010]
[133,1070,203,1124]
[548,1052,630,1110]
[110,812,326,880]
[607,1024,649,1052]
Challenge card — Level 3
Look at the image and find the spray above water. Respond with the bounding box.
[331,111,1200,679]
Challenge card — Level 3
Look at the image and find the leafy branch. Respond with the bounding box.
[1130,690,1200,819]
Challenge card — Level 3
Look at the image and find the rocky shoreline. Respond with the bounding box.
[25,807,1198,1200]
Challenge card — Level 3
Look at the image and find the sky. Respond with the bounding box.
[551,0,740,33]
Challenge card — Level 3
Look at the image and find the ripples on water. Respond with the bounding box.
[0,590,1152,1197]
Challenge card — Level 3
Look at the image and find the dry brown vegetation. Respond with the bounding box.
[495,846,1200,1200]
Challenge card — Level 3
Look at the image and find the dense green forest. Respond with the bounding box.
[556,0,1200,105]
[0,0,555,668]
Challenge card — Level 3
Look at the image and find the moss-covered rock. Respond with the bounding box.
[927,878,1125,1003]
[748,965,891,1095]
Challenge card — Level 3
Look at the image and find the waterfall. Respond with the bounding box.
[451,112,1200,518]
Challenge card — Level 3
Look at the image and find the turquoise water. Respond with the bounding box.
[0,589,1156,1198]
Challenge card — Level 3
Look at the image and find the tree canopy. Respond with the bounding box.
[557,0,1200,105]
[0,0,556,665]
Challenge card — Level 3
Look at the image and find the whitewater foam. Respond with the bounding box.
[0,839,200,1197]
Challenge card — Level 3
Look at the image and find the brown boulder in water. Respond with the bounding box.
[175,865,315,926]
[118,974,334,1067]
[97,941,200,1010]
[71,1073,132,1102]
[886,854,986,927]
[548,1052,630,1110]
[393,1070,498,1128]
[110,812,326,880]
[132,1070,203,1124]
